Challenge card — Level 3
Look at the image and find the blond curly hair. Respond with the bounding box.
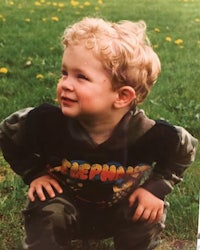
[62,17,161,105]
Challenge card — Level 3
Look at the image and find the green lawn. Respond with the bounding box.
[0,0,199,249]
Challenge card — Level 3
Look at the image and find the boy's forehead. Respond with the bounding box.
[61,46,102,72]
[62,44,100,65]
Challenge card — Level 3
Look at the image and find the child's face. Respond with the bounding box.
[57,44,118,121]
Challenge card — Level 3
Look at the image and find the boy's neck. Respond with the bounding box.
[78,110,129,145]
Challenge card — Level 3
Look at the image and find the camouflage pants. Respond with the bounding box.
[22,190,167,250]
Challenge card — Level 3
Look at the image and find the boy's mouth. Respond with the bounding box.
[61,96,77,103]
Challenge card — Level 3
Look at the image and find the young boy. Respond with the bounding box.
[0,17,198,250]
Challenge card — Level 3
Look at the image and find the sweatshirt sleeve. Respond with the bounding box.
[142,124,198,200]
[0,108,47,184]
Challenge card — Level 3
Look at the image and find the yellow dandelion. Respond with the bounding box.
[153,44,159,49]
[58,3,65,7]
[36,74,44,79]
[42,18,47,22]
[34,2,41,6]
[0,67,8,74]
[52,2,58,6]
[95,6,99,10]
[40,0,45,3]
[98,0,103,4]
[71,0,79,7]
[165,36,172,42]
[25,18,31,22]
[194,18,200,22]
[51,16,59,22]
[84,1,91,6]
[174,39,183,45]
[154,28,160,32]
[9,1,14,5]
[0,14,6,22]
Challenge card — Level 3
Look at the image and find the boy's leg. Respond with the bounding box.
[113,200,168,250]
[22,192,79,250]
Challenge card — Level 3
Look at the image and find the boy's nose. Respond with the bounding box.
[60,76,74,91]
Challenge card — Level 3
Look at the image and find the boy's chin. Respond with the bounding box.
[60,107,78,118]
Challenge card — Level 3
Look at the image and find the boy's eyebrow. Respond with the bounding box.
[61,63,89,75]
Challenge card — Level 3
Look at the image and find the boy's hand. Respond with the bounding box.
[129,187,164,223]
[28,175,63,202]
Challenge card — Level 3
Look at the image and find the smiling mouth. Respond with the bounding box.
[61,96,77,103]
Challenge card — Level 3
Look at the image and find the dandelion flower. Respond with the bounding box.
[36,74,44,79]
[71,0,79,7]
[0,67,8,74]
[165,36,172,42]
[51,16,59,22]
[174,39,183,45]
[0,15,6,22]
[34,2,41,6]
[98,0,103,4]
[194,18,200,22]
[58,3,65,7]
[25,18,31,22]
[84,1,91,6]
[154,28,160,32]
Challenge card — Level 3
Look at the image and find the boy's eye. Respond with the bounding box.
[61,70,68,76]
[77,74,89,80]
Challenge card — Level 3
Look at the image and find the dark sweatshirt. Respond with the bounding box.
[0,104,198,206]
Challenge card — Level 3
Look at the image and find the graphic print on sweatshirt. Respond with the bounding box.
[48,159,152,206]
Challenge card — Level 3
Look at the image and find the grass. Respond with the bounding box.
[0,0,200,249]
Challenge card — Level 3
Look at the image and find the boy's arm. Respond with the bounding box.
[142,125,198,200]
[0,108,47,184]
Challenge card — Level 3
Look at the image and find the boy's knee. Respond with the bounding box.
[24,197,78,228]
[23,197,78,249]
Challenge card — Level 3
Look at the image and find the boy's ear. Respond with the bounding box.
[114,86,136,109]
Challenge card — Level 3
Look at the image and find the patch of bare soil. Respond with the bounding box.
[156,239,196,250]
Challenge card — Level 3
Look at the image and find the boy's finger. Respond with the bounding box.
[44,184,56,198]
[155,208,163,222]
[140,209,151,221]
[147,210,157,223]
[132,205,143,221]
[128,193,136,207]
[35,186,46,201]
[52,181,63,194]
[28,186,36,202]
